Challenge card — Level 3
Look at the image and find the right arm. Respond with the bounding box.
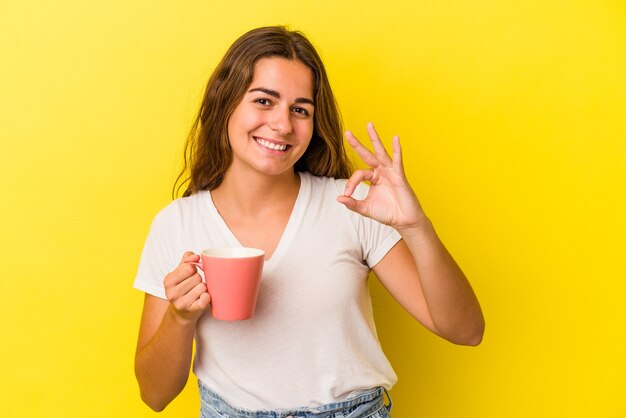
[134,252,210,411]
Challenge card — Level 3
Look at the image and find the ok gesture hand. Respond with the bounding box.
[337,122,427,231]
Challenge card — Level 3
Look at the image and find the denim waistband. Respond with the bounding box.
[198,380,392,418]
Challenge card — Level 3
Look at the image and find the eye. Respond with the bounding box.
[254,98,272,106]
[292,107,311,117]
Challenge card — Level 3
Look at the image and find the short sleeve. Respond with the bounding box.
[133,207,181,299]
[337,180,402,268]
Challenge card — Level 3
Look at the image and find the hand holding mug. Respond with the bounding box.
[163,252,211,324]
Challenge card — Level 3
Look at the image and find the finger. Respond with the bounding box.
[179,252,201,274]
[171,280,207,312]
[191,292,211,311]
[345,130,380,168]
[342,169,374,197]
[366,122,393,166]
[392,135,405,174]
[184,282,210,311]
[165,272,202,303]
[181,251,200,264]
[163,263,197,289]
[337,195,372,218]
[175,272,204,298]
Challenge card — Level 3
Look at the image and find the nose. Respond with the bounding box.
[268,108,293,136]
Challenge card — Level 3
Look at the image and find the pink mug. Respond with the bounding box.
[191,247,265,321]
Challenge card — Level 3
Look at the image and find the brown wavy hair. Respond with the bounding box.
[173,26,353,198]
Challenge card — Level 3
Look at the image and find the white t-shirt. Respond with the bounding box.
[134,172,401,410]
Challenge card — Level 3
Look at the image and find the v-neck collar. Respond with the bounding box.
[202,172,309,267]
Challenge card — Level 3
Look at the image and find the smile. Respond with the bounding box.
[254,137,289,152]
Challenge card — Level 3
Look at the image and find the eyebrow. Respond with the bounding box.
[248,87,315,106]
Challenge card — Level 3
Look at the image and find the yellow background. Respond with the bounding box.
[1,1,625,416]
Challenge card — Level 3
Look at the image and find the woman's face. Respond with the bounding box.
[226,57,315,180]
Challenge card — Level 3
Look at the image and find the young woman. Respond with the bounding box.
[134,26,484,417]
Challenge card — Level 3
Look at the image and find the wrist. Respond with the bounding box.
[394,214,432,237]
[166,305,200,329]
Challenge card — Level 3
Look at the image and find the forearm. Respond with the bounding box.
[134,306,197,411]
[398,218,485,345]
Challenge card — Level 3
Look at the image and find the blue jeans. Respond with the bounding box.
[199,380,392,418]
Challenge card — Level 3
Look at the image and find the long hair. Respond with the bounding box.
[173,26,353,198]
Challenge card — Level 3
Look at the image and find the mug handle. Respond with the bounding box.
[187,259,206,284]
[188,260,203,269]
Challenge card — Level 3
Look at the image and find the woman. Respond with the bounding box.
[134,26,484,417]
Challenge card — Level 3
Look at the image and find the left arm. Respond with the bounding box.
[337,123,484,346]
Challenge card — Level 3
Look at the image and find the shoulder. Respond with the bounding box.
[150,191,210,230]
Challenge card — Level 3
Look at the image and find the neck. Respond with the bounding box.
[212,170,301,216]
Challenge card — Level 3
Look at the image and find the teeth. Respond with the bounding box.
[256,138,287,151]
